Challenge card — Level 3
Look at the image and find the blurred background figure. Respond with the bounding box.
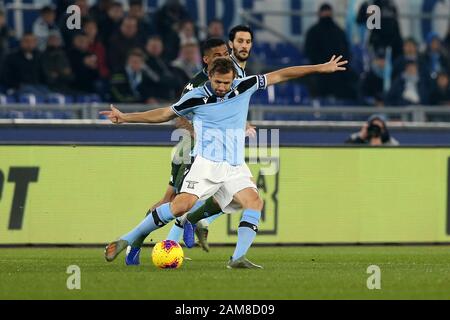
[41,31,74,94]
[67,32,100,94]
[33,5,61,52]
[387,60,429,106]
[172,39,202,78]
[368,0,403,61]
[144,35,187,100]
[304,3,356,100]
[110,48,156,103]
[108,16,143,72]
[346,115,399,146]
[98,1,124,45]
[429,72,450,106]
[0,33,50,95]
[155,0,190,61]
[128,0,156,45]
[419,32,450,82]
[359,49,386,106]
[392,38,420,81]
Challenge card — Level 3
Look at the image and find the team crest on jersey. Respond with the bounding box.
[185,180,198,189]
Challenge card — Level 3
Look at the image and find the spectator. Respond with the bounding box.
[419,32,450,81]
[392,38,419,81]
[145,35,187,100]
[155,0,190,34]
[205,19,224,40]
[67,32,101,93]
[172,39,202,78]
[445,25,450,55]
[55,0,73,22]
[128,0,156,44]
[0,10,11,70]
[178,19,197,45]
[41,31,74,94]
[89,0,112,26]
[155,0,190,61]
[33,5,61,52]
[110,48,157,103]
[386,60,429,106]
[0,33,50,95]
[304,3,356,99]
[359,50,386,106]
[346,115,399,146]
[368,0,403,61]
[200,19,225,55]
[83,18,110,79]
[98,1,124,46]
[108,16,143,72]
[429,72,450,106]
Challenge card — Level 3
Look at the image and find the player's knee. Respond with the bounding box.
[171,194,197,216]
[243,195,264,211]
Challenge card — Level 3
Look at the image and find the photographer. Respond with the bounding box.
[346,115,399,146]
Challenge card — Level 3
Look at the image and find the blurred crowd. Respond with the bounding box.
[304,1,450,107]
[0,0,216,103]
[0,0,448,108]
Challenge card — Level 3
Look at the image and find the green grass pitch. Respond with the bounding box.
[1,246,450,299]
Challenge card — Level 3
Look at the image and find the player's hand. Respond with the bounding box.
[99,104,126,124]
[321,55,348,73]
[245,123,257,138]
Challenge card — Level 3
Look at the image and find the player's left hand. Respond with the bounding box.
[321,55,348,73]
[99,104,126,124]
[245,123,257,138]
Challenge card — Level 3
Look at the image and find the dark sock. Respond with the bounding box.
[187,197,222,224]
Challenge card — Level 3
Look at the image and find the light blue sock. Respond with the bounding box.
[232,209,261,260]
[166,219,183,242]
[121,203,175,247]
[204,212,223,225]
[165,201,205,241]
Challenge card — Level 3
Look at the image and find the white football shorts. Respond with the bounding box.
[179,155,257,213]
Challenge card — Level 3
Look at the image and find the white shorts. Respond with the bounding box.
[179,156,257,213]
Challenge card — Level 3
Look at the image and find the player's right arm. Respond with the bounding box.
[100,89,203,124]
[100,104,177,124]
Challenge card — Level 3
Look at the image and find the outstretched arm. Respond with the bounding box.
[99,104,177,124]
[265,55,348,86]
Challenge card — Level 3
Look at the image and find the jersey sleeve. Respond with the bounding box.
[232,75,268,97]
[170,89,205,117]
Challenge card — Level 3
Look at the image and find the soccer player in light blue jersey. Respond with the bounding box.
[101,55,348,268]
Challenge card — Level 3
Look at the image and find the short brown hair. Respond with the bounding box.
[208,58,236,78]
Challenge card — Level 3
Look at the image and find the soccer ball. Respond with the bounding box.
[151,240,184,269]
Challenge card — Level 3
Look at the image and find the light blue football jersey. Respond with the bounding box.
[171,75,267,165]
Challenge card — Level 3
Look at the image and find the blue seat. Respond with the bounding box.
[46,93,74,104]
[76,94,102,103]
[0,94,16,105]
[18,94,45,104]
